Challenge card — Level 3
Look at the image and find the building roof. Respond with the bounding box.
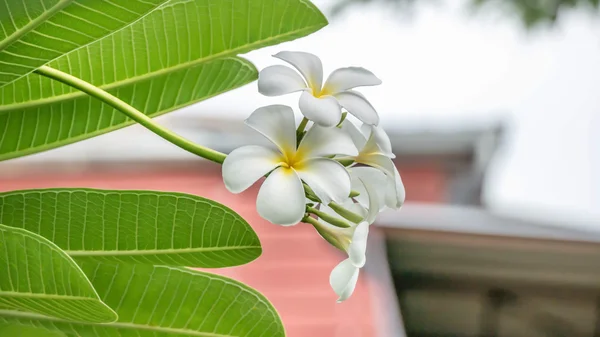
[377,203,600,244]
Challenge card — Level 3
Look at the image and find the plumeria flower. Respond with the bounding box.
[222,105,358,225]
[328,222,369,302]
[313,194,378,302]
[258,51,382,128]
[342,122,406,209]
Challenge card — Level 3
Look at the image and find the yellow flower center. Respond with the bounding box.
[311,83,332,98]
[278,146,306,171]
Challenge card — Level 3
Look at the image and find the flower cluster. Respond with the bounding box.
[222,51,405,302]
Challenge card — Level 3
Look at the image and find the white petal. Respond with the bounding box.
[330,259,360,303]
[222,146,283,193]
[341,121,367,150]
[351,175,369,208]
[298,124,358,158]
[348,222,369,267]
[274,51,323,92]
[357,153,396,178]
[351,166,388,211]
[299,91,341,127]
[335,90,379,126]
[245,105,297,156]
[256,167,306,226]
[385,165,406,210]
[361,125,394,158]
[295,159,351,205]
[258,65,308,96]
[323,67,382,93]
[357,176,381,224]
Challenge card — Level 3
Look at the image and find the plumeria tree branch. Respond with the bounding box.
[34,65,227,164]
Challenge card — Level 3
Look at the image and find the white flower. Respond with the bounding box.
[258,51,382,128]
[328,222,369,303]
[342,122,406,209]
[312,206,373,302]
[222,105,358,225]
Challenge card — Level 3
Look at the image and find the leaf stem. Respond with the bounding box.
[307,206,352,228]
[34,65,227,164]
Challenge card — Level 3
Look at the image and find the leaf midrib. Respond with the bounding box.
[0,0,74,52]
[0,310,245,337]
[66,245,260,257]
[0,291,96,301]
[0,24,324,113]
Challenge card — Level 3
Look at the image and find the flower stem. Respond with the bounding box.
[297,117,309,134]
[349,190,361,198]
[307,206,352,228]
[303,183,321,203]
[302,216,346,252]
[34,65,227,164]
[336,111,348,128]
[335,158,355,167]
[329,202,364,223]
[296,117,309,144]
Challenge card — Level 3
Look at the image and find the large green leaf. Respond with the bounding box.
[0,57,256,161]
[0,262,285,337]
[0,0,169,87]
[0,323,68,336]
[0,224,117,323]
[0,0,328,161]
[0,188,262,267]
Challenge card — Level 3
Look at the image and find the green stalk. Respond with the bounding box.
[336,158,355,167]
[349,190,361,198]
[329,201,364,223]
[34,65,227,164]
[296,117,309,145]
[302,216,347,252]
[303,183,321,203]
[307,206,352,228]
[336,111,348,128]
[297,117,309,135]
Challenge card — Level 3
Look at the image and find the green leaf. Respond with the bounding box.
[0,0,328,161]
[0,57,256,161]
[0,0,169,87]
[0,262,285,337]
[0,323,68,337]
[0,188,262,267]
[0,224,117,323]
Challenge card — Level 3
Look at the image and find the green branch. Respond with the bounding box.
[34,65,227,164]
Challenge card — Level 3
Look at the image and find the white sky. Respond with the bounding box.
[10,0,600,229]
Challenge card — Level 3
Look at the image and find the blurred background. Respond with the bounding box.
[2,0,600,336]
